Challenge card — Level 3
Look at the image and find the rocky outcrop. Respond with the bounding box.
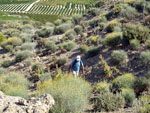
[0,91,55,113]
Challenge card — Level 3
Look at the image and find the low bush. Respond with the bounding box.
[136,95,150,113]
[39,72,52,82]
[140,50,150,66]
[72,14,82,24]
[146,39,150,48]
[57,57,67,67]
[7,37,22,47]
[1,59,11,68]
[121,88,136,107]
[130,39,140,50]
[37,27,54,37]
[44,40,57,53]
[95,92,125,111]
[32,62,43,73]
[80,45,88,54]
[61,41,76,51]
[123,24,150,43]
[94,81,110,94]
[110,50,128,65]
[0,32,6,45]
[0,67,7,75]
[5,45,13,52]
[89,18,100,28]
[20,43,35,50]
[55,23,72,34]
[121,4,138,19]
[86,47,100,58]
[106,19,121,32]
[0,72,30,98]
[112,73,135,90]
[15,50,33,62]
[88,8,100,16]
[104,32,122,47]
[134,77,150,95]
[37,75,91,113]
[74,25,83,34]
[64,30,76,40]
[54,19,62,26]
[24,59,33,67]
[87,36,101,46]
[20,33,33,42]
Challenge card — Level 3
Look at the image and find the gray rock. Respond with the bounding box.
[0,91,55,113]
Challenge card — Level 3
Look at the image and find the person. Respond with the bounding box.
[68,55,85,77]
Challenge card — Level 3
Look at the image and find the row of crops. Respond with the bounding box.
[0,3,87,15]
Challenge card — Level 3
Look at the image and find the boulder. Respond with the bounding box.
[0,91,54,113]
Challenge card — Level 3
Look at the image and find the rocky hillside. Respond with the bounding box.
[0,0,150,112]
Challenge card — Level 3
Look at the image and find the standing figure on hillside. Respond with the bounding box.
[68,55,85,77]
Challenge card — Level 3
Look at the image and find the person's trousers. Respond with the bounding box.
[72,71,79,77]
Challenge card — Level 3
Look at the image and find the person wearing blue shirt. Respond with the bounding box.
[68,55,85,77]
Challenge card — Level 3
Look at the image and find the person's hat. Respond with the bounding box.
[76,55,81,61]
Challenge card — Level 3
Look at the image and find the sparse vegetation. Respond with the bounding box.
[0,0,150,112]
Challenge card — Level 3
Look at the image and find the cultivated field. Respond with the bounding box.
[0,0,90,15]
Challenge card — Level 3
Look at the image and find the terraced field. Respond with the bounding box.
[0,0,90,15]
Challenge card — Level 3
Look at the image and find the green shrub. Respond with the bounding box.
[112,73,135,90]
[146,39,150,48]
[72,14,82,24]
[20,43,35,50]
[57,57,67,67]
[134,0,150,13]
[44,40,57,53]
[1,59,11,68]
[104,32,122,47]
[54,19,62,26]
[86,47,100,58]
[0,67,7,75]
[24,59,33,67]
[64,30,76,40]
[140,50,150,66]
[95,0,105,7]
[39,72,51,82]
[110,50,128,65]
[74,25,83,34]
[32,62,43,73]
[37,27,54,37]
[0,32,6,45]
[87,36,101,46]
[94,81,110,94]
[0,72,30,98]
[45,22,54,27]
[80,45,88,54]
[123,24,150,43]
[106,19,121,32]
[89,18,100,28]
[134,77,150,95]
[136,95,150,113]
[7,37,22,47]
[37,75,91,113]
[121,4,138,19]
[61,41,76,51]
[88,8,100,16]
[55,23,72,34]
[130,39,140,50]
[20,33,33,43]
[15,50,33,62]
[95,92,125,111]
[121,88,136,107]
[5,45,13,52]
